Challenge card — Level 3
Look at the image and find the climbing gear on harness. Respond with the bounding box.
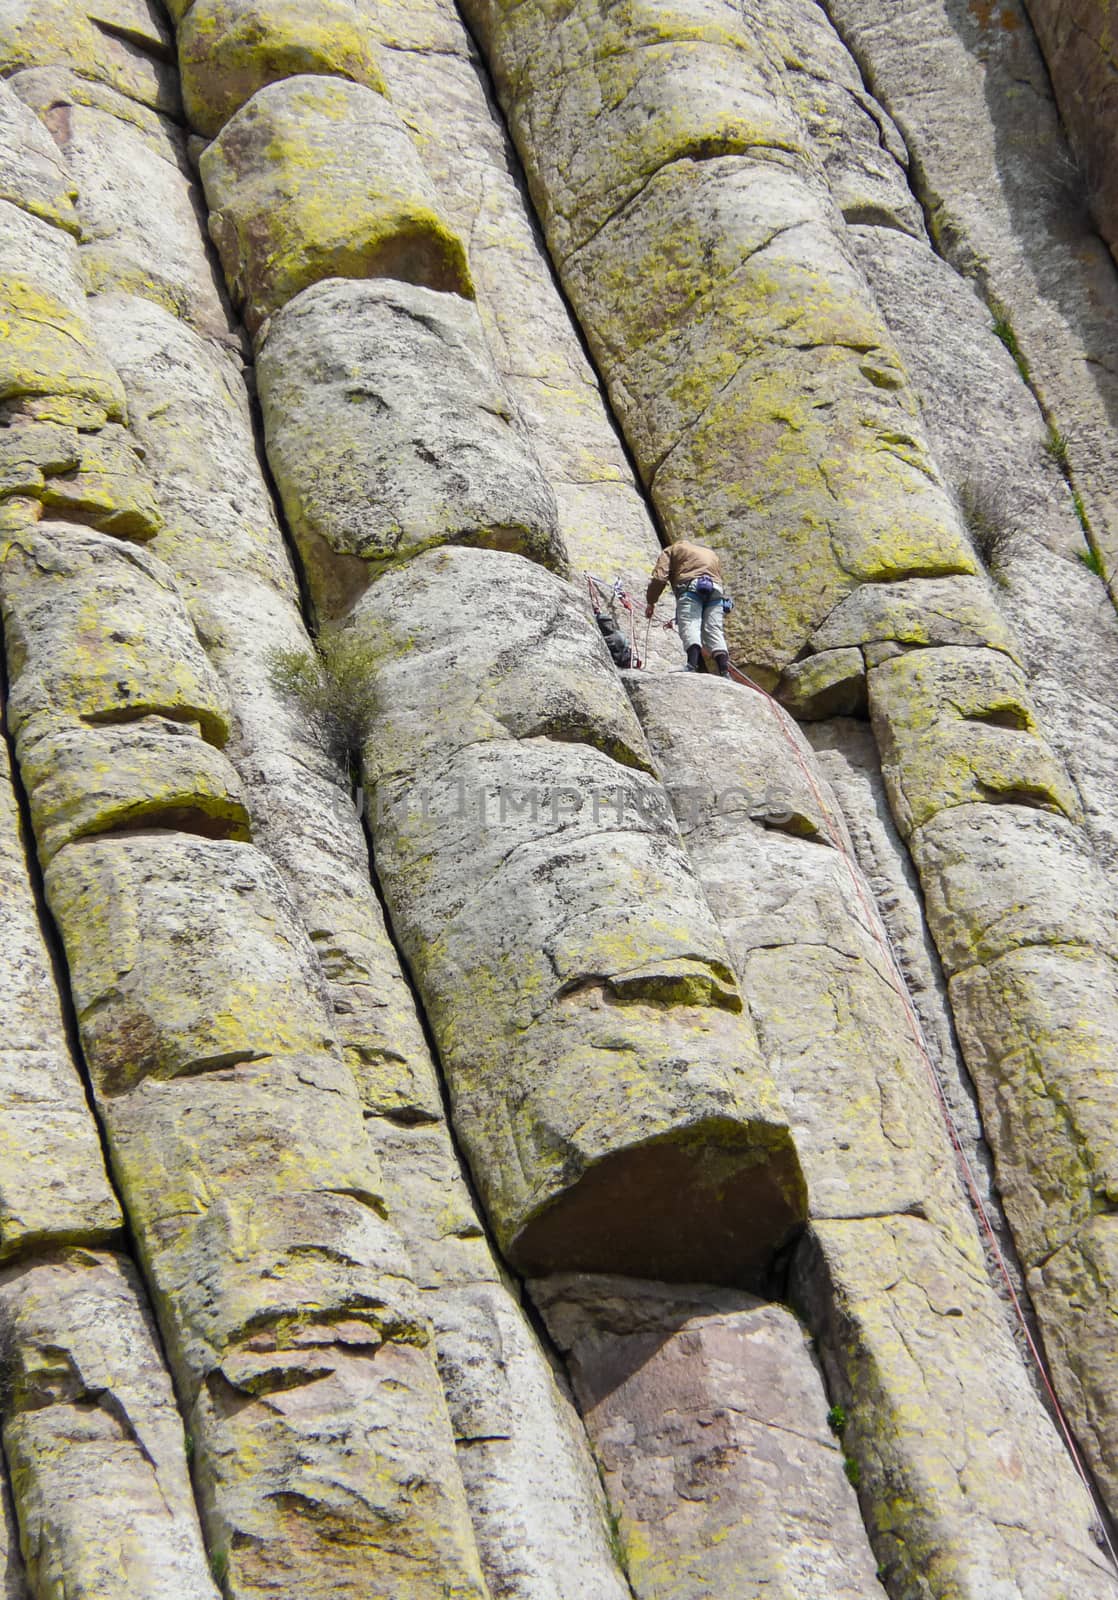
[587,573,643,668]
[722,595,734,613]
[694,572,716,598]
[595,611,633,668]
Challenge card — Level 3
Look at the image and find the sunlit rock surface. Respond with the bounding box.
[0,0,1117,1592]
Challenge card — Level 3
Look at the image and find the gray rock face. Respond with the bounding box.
[626,670,1115,1595]
[1026,0,1118,261]
[7,0,1118,1590]
[42,831,487,1600]
[370,0,678,670]
[821,0,1118,596]
[178,0,386,138]
[0,1251,218,1600]
[354,546,804,1282]
[10,67,235,339]
[0,78,77,232]
[0,522,230,744]
[0,0,180,117]
[257,277,564,606]
[0,723,122,1260]
[533,1274,887,1600]
[462,0,977,682]
[848,219,1118,886]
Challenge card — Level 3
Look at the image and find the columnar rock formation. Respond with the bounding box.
[0,1,1117,1598]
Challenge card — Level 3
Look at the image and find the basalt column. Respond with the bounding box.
[0,13,489,1595]
[819,0,1118,596]
[149,1,805,1592]
[172,0,805,1282]
[0,84,226,1600]
[627,671,1116,1597]
[464,0,1118,1530]
[1025,0,1118,263]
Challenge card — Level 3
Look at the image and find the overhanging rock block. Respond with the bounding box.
[354,546,805,1283]
[628,671,969,1236]
[201,74,473,331]
[0,522,230,745]
[179,0,387,138]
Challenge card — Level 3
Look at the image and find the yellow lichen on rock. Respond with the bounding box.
[0,1250,220,1600]
[0,0,181,116]
[868,646,1080,836]
[0,522,231,745]
[17,712,251,862]
[0,715,122,1260]
[201,75,473,331]
[179,0,387,138]
[0,201,126,422]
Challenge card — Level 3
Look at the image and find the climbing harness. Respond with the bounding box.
[723,654,1118,1566]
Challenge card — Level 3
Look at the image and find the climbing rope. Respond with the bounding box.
[723,656,1117,1565]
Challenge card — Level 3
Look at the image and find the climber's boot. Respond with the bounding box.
[713,651,730,678]
[686,644,702,672]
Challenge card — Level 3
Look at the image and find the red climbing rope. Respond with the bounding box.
[724,657,1116,1564]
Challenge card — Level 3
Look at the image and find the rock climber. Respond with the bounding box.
[644,538,731,677]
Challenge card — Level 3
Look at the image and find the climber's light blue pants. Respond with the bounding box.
[675,585,727,654]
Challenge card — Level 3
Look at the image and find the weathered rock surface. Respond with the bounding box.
[867,646,1078,837]
[0,1250,218,1599]
[0,715,121,1259]
[534,1274,886,1600]
[88,277,621,1595]
[0,79,77,233]
[628,673,966,1233]
[430,1277,632,1600]
[201,75,472,330]
[0,199,125,425]
[627,670,1115,1594]
[6,0,1118,1589]
[462,0,977,680]
[371,0,677,669]
[821,0,1118,597]
[17,713,249,862]
[354,548,804,1281]
[0,522,229,744]
[848,217,1118,887]
[178,0,386,137]
[796,1216,1116,1598]
[1026,0,1118,261]
[43,832,487,1600]
[0,0,180,118]
[10,68,235,338]
[258,277,563,603]
[93,287,443,1122]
